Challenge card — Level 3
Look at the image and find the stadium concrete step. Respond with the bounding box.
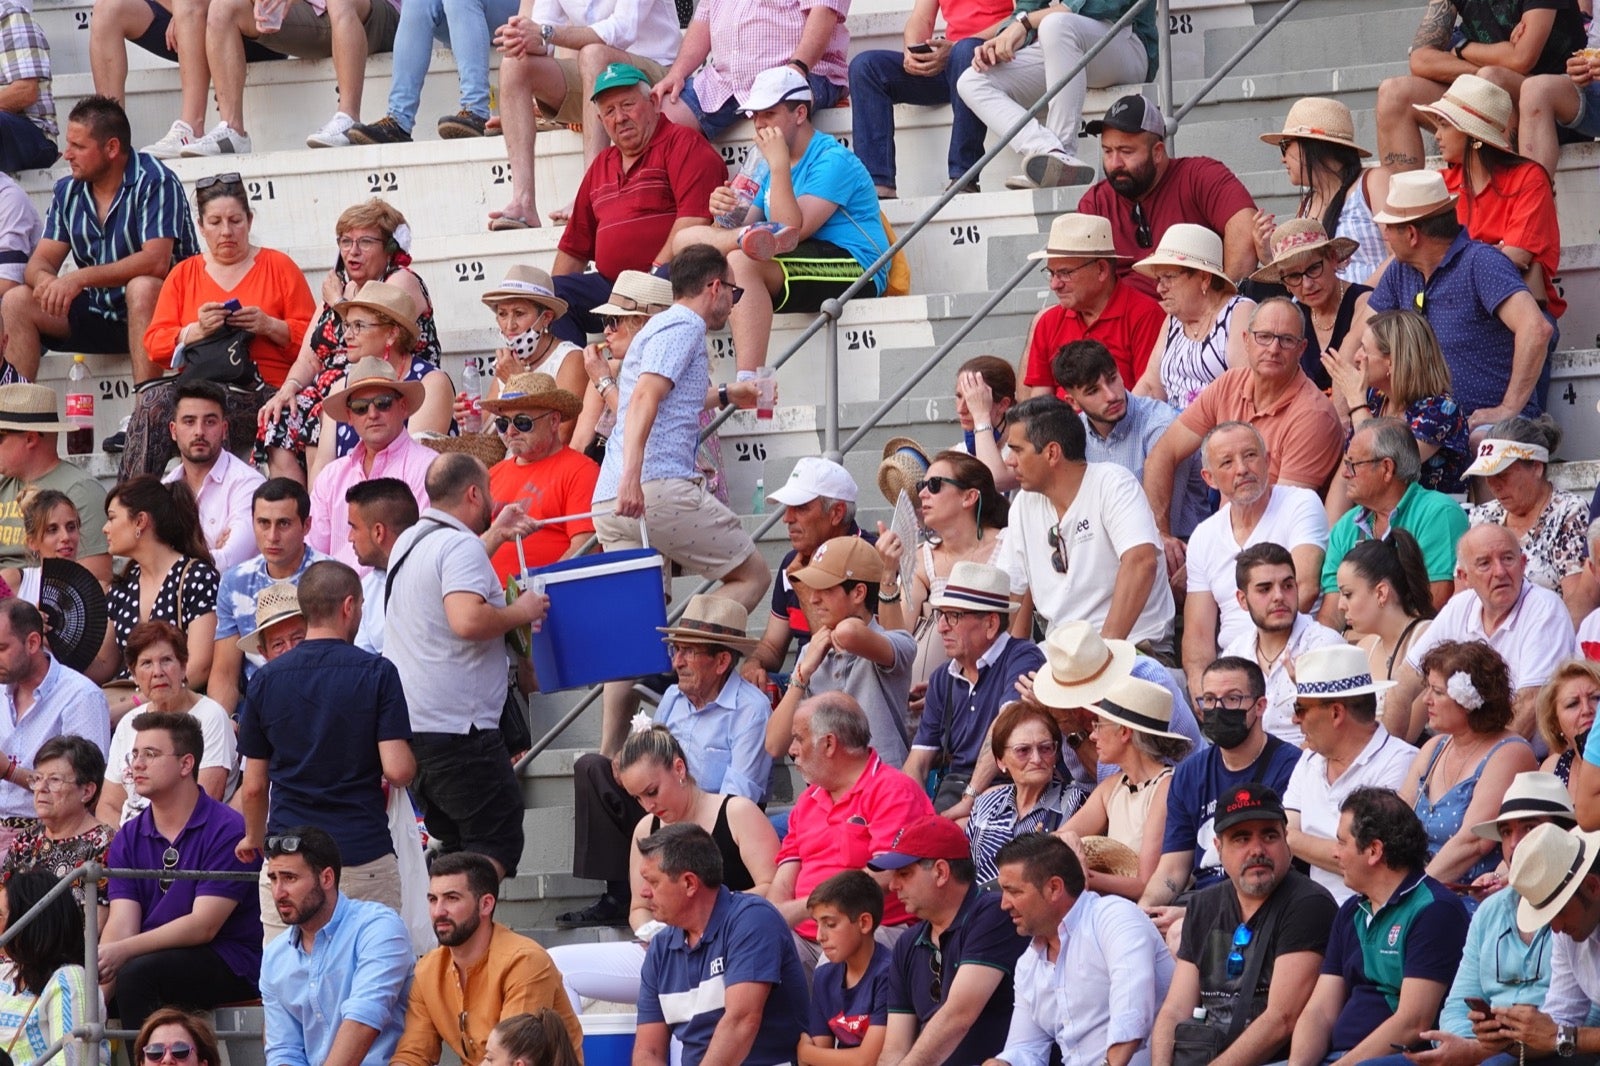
[1207,1,1424,77]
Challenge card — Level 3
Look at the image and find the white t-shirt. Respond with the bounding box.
[104,694,239,824]
[1186,485,1329,651]
[1577,607,1600,653]
[1283,727,1418,902]
[1406,581,1576,692]
[1220,614,1345,745]
[1005,464,1173,646]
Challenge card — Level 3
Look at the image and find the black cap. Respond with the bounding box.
[1213,783,1287,833]
[1084,94,1166,137]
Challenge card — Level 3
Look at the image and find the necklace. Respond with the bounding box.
[1310,281,1348,332]
[1255,633,1289,674]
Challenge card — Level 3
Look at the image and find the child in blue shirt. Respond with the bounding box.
[801,871,893,1066]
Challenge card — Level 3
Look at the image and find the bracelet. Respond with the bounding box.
[973,422,992,433]
[787,57,810,75]
[597,375,617,396]
[284,377,301,392]
[879,588,902,604]
[718,383,730,407]
[961,784,978,798]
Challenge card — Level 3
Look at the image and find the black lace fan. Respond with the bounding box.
[37,558,107,672]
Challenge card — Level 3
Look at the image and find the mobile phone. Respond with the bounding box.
[1390,1041,1432,1053]
[1464,997,1493,1016]
[907,41,935,53]
[222,298,242,312]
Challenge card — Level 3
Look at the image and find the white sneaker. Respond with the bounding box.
[180,121,252,157]
[306,112,355,149]
[142,120,196,159]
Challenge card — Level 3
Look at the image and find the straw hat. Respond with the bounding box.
[1511,823,1600,932]
[1250,218,1361,283]
[1414,74,1516,154]
[1471,771,1576,841]
[1260,97,1371,156]
[333,280,420,352]
[0,383,70,432]
[1371,170,1458,225]
[1032,621,1136,709]
[1026,214,1127,262]
[592,270,675,317]
[237,582,303,657]
[1293,643,1397,699]
[1079,835,1140,879]
[479,264,569,317]
[1132,223,1236,293]
[481,372,583,419]
[322,356,427,422]
[420,432,507,466]
[927,561,1013,614]
[1089,673,1185,740]
[655,594,759,653]
[1463,437,1550,477]
[877,437,930,505]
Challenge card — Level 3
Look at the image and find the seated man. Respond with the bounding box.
[1363,170,1552,426]
[1286,787,1470,1066]
[672,67,889,376]
[260,827,413,1066]
[801,871,894,1064]
[1283,645,1417,904]
[490,0,680,228]
[0,383,112,583]
[870,814,1027,1066]
[1,95,197,385]
[635,823,811,1066]
[1183,422,1326,696]
[560,596,773,928]
[0,0,57,173]
[546,66,725,343]
[987,832,1172,1066]
[1518,49,1600,175]
[392,852,583,1066]
[902,561,1044,810]
[100,711,262,1029]
[1016,215,1163,398]
[1316,418,1468,630]
[957,0,1155,190]
[1077,95,1257,296]
[0,173,41,302]
[163,381,266,572]
[1152,784,1337,1066]
[1395,523,1576,742]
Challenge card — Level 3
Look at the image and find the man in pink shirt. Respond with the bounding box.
[307,358,432,574]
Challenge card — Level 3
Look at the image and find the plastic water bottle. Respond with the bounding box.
[461,357,482,429]
[716,147,770,228]
[752,477,765,516]
[65,355,93,457]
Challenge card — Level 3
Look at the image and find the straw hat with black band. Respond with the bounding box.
[1089,672,1186,740]
[332,280,420,353]
[1470,771,1576,841]
[656,594,759,654]
[1511,822,1600,932]
[0,384,71,433]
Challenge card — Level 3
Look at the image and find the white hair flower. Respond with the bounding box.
[629,710,655,735]
[392,222,413,252]
[1446,671,1484,711]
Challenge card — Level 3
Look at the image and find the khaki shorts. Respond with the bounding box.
[257,0,401,59]
[260,850,404,944]
[593,478,755,592]
[542,54,668,124]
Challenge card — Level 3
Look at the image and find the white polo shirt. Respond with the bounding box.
[1186,485,1328,651]
[1406,580,1576,692]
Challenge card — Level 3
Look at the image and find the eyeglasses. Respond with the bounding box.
[130,747,177,765]
[1152,271,1189,289]
[342,318,390,336]
[142,1043,194,1063]
[494,413,543,434]
[1006,741,1058,763]
[667,642,716,659]
[337,236,386,253]
[194,172,242,191]
[1342,456,1385,476]
[915,476,967,495]
[1277,142,1292,158]
[1195,694,1255,711]
[346,395,400,416]
[1493,925,1549,987]
[1040,261,1101,283]
[715,278,745,305]
[601,315,624,332]
[927,946,943,1003]
[1248,330,1304,349]
[1226,922,1253,977]
[1131,201,1152,249]
[265,833,302,856]
[1046,522,1069,574]
[1278,257,1327,288]
[932,608,977,627]
[159,845,180,892]
[27,774,74,792]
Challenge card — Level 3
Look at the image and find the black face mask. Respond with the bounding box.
[1200,706,1252,749]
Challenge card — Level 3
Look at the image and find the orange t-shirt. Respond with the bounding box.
[487,447,601,582]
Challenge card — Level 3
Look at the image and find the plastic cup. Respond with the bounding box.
[254,0,286,33]
[755,367,775,420]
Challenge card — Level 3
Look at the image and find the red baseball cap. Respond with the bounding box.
[868,815,972,871]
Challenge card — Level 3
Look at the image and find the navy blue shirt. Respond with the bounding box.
[1161,735,1301,890]
[889,884,1027,1063]
[638,888,810,1066]
[808,942,892,1046]
[913,634,1046,775]
[237,638,413,866]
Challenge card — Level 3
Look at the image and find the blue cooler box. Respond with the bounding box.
[580,1013,636,1066]
[525,548,671,690]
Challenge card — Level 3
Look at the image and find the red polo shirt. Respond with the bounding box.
[1022,280,1164,394]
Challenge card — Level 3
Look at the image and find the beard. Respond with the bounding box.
[434,907,482,947]
[278,883,328,926]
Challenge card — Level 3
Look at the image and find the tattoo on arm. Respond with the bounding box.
[1411,0,1455,52]
[1163,876,1182,896]
[1383,152,1421,167]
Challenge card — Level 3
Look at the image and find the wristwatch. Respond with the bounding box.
[1012,9,1031,30]
[1559,1024,1579,1057]
[539,21,555,44]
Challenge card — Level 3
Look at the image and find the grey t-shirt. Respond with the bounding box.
[810,618,916,766]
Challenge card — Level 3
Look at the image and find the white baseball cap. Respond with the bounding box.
[741,66,813,114]
[768,456,858,507]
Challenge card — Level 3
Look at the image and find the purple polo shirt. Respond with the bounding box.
[106,790,263,981]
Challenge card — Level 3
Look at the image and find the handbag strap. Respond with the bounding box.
[1225,888,1288,1043]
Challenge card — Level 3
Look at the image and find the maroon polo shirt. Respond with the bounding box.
[1022,279,1165,394]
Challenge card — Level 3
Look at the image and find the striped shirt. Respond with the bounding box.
[42,151,198,322]
[0,0,53,138]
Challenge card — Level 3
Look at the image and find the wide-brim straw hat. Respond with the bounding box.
[1293,643,1398,700]
[1414,73,1516,155]
[1080,835,1140,878]
[421,432,507,466]
[0,383,70,432]
[592,270,675,317]
[1027,213,1128,262]
[1033,621,1137,709]
[1371,170,1459,225]
[1512,823,1600,932]
[1132,223,1236,294]
[237,582,303,657]
[322,356,427,422]
[480,264,569,317]
[1471,771,1576,841]
[1090,673,1186,740]
[656,594,759,653]
[1250,218,1361,283]
[333,280,421,353]
[1260,96,1371,156]
[481,372,583,419]
[877,437,929,505]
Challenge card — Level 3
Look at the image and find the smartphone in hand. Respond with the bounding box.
[907,41,935,53]
[223,298,242,312]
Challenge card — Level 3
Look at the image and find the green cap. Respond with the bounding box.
[590,63,651,99]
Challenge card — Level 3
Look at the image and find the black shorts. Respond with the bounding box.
[410,727,526,877]
[771,238,880,314]
[134,0,286,62]
[43,291,130,354]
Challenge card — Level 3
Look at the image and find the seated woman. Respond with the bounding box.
[0,736,112,914]
[1466,416,1595,626]
[488,1012,580,1066]
[1533,659,1600,786]
[133,1011,219,1066]
[545,725,778,1013]
[1132,224,1254,410]
[1334,531,1435,725]
[953,355,1018,492]
[475,267,585,430]
[966,702,1088,886]
[0,869,107,1065]
[1250,219,1368,392]
[1399,640,1537,893]
[0,489,79,595]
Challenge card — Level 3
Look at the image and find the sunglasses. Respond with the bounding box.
[346,394,399,416]
[601,315,624,332]
[1046,522,1069,575]
[494,413,546,434]
[195,172,242,191]
[143,1044,194,1063]
[1226,921,1253,978]
[159,845,180,892]
[1131,201,1152,249]
[927,946,943,1003]
[915,476,967,495]
[265,833,302,856]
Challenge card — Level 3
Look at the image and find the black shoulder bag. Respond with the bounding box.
[1171,890,1288,1066]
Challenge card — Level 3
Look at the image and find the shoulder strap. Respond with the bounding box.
[384,518,449,603]
[1225,888,1287,1042]
[1250,736,1283,784]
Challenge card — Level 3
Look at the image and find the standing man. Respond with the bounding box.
[163,381,265,573]
[259,827,413,1066]
[236,560,415,938]
[384,453,547,880]
[0,383,112,582]
[343,478,419,655]
[1,95,197,384]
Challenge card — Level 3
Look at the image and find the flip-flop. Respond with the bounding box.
[488,214,532,231]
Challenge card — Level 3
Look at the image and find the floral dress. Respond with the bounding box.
[0,823,113,906]
[1468,490,1590,595]
[1365,389,1470,493]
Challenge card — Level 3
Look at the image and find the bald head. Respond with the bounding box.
[1456,523,1524,614]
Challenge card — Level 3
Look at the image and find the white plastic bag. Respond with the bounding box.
[387,785,434,956]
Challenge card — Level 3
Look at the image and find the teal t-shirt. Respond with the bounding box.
[756,131,891,295]
[1321,481,1470,593]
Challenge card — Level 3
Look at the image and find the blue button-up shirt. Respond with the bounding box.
[1082,394,1210,538]
[216,544,330,677]
[0,655,109,817]
[261,893,413,1066]
[595,303,710,501]
[654,671,773,804]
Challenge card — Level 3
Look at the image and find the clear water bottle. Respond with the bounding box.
[752,477,765,516]
[460,357,482,430]
[65,355,93,457]
[716,147,770,228]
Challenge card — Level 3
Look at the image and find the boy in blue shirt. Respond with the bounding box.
[802,871,893,1066]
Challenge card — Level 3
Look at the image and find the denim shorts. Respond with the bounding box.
[1565,80,1600,139]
